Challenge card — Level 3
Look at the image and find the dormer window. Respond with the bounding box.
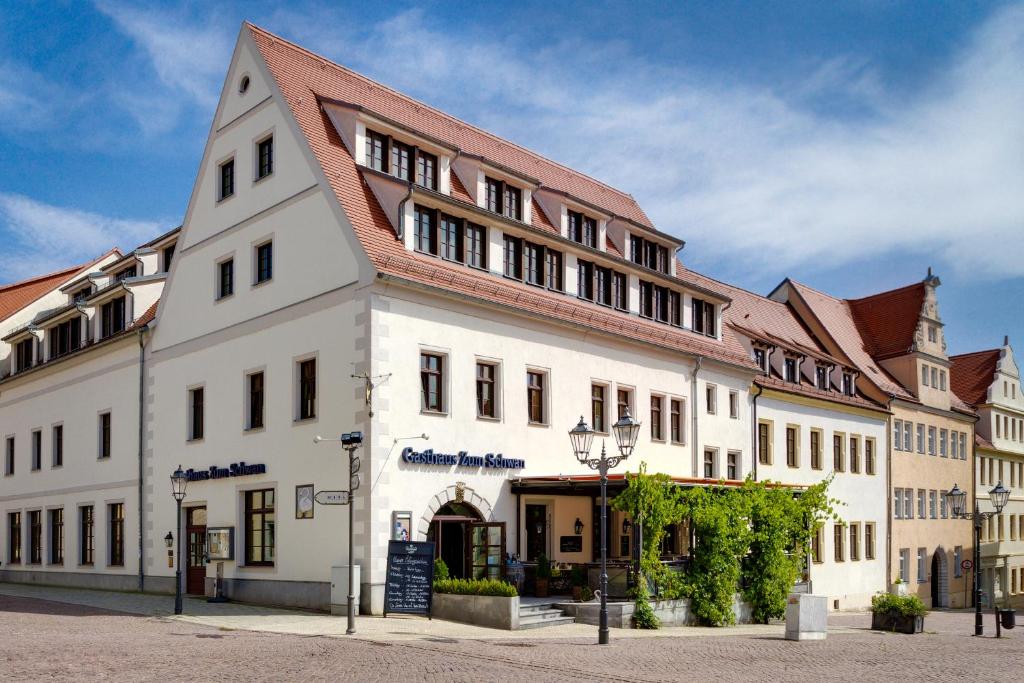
[48,317,82,359]
[754,348,767,373]
[568,211,597,248]
[162,243,176,272]
[365,128,440,191]
[815,365,829,390]
[485,177,522,221]
[390,139,412,181]
[100,296,126,339]
[692,298,716,338]
[366,130,387,172]
[114,266,136,282]
[72,286,92,303]
[413,205,438,255]
[629,235,670,274]
[15,338,34,372]
[784,358,798,383]
[416,151,437,190]
[842,372,855,397]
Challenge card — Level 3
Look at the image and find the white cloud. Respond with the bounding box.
[278,4,1024,282]
[0,193,163,282]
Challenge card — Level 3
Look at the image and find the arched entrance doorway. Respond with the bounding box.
[931,547,949,608]
[427,501,506,581]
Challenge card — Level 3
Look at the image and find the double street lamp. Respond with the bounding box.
[944,480,1010,636]
[568,409,641,645]
[170,465,188,615]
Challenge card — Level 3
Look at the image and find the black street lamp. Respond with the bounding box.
[569,408,640,645]
[944,481,1009,636]
[170,465,188,615]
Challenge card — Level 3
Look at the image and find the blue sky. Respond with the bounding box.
[1,1,1021,355]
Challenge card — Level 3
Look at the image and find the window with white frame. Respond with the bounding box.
[728,391,739,419]
[899,549,910,582]
[917,548,927,583]
[706,384,717,415]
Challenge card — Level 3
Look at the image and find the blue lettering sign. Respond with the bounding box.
[401,447,524,470]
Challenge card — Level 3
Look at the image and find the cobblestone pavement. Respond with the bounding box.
[1,591,1021,682]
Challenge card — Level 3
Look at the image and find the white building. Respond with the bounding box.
[951,339,1024,606]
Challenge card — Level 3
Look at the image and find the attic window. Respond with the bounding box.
[239,75,251,94]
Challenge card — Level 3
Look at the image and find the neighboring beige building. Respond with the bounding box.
[952,339,1024,607]
[772,271,976,608]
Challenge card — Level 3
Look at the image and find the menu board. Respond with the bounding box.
[384,540,435,617]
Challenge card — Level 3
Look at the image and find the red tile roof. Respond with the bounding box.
[0,263,93,323]
[449,172,474,205]
[530,197,558,234]
[130,300,160,330]
[950,348,1001,406]
[848,282,926,359]
[250,24,753,370]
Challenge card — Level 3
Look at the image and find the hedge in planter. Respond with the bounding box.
[433,578,518,597]
[871,593,927,634]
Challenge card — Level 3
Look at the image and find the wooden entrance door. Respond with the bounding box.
[468,522,506,580]
[186,507,207,595]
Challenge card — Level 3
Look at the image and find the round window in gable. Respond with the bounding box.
[239,75,251,94]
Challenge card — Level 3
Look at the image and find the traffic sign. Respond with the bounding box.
[315,490,350,505]
[961,559,974,571]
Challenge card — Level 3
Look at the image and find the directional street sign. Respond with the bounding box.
[315,490,350,505]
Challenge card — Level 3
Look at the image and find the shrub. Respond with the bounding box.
[433,578,518,597]
[536,554,552,579]
[570,564,587,587]
[579,585,594,602]
[871,593,927,618]
[631,582,660,629]
[433,557,450,582]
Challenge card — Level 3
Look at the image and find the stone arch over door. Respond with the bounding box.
[416,483,494,541]
[932,546,950,608]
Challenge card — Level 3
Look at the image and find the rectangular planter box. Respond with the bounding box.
[559,594,754,628]
[431,592,519,630]
[871,611,923,634]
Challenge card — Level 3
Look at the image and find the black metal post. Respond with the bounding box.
[599,454,609,646]
[974,510,983,636]
[174,498,183,615]
[347,446,356,635]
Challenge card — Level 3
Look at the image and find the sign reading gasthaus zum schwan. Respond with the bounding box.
[400,448,525,469]
[185,462,267,482]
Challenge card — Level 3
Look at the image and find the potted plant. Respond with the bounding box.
[871,593,927,633]
[535,554,551,598]
[570,565,587,601]
[890,577,908,596]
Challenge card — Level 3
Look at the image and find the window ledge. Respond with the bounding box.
[420,410,449,418]
[97,456,111,461]
[293,417,318,425]
[253,172,274,186]
[251,277,273,290]
[476,415,502,423]
[214,293,235,305]
[244,426,266,435]
[216,192,236,205]
[186,438,204,444]
[670,440,686,447]
[527,421,550,428]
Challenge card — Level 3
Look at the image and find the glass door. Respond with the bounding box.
[468,522,505,580]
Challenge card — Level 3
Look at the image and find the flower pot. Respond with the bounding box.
[890,582,908,596]
[871,611,923,634]
[535,577,549,598]
[572,585,582,601]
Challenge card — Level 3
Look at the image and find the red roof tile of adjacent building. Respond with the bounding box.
[950,348,1001,407]
[0,263,93,323]
[847,282,926,359]
[129,300,160,330]
[250,24,753,369]
[449,172,474,205]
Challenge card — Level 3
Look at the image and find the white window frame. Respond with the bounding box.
[705,383,717,415]
[728,390,739,419]
[293,352,320,423]
[475,358,503,422]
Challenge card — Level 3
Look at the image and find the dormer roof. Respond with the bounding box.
[949,348,1002,406]
[847,281,927,360]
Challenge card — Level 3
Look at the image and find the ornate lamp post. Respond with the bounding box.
[944,481,1010,636]
[170,465,188,615]
[569,408,640,645]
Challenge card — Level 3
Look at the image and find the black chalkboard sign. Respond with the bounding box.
[384,540,435,618]
[559,535,583,553]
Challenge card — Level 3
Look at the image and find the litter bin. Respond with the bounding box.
[999,609,1016,629]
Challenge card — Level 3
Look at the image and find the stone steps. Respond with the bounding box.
[517,601,576,630]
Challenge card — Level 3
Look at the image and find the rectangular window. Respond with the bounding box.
[244,489,275,566]
[639,280,653,317]
[390,140,412,181]
[440,214,463,263]
[15,338,34,372]
[904,422,913,452]
[503,235,522,280]
[31,429,41,471]
[834,524,844,562]
[612,272,627,311]
[477,363,497,419]
[727,451,739,480]
[916,548,926,583]
[485,177,502,214]
[650,395,664,441]
[865,438,875,475]
[255,241,273,284]
[941,492,948,519]
[865,522,875,560]
[544,248,562,290]
[8,512,22,564]
[503,185,522,221]
[527,371,546,424]
[849,436,860,473]
[917,424,925,453]
[28,510,42,564]
[98,412,111,459]
[218,258,234,299]
[849,523,860,561]
[842,372,854,396]
[894,420,902,451]
[420,353,444,413]
[415,150,437,190]
[894,488,903,519]
[758,421,772,465]
[524,242,544,286]
[465,223,487,270]
[951,431,959,459]
[833,433,844,472]
[931,367,938,389]
[904,489,913,519]
[786,426,798,468]
[366,130,387,172]
[922,364,929,386]
[669,291,682,326]
[928,426,936,455]
[414,205,437,256]
[929,490,937,519]
[692,298,716,337]
[784,358,798,383]
[810,429,822,470]
[814,365,828,389]
[706,384,717,414]
[754,348,767,373]
[617,389,633,419]
[52,425,63,468]
[108,503,124,566]
[917,489,926,519]
[100,296,126,338]
[595,266,612,306]
[298,359,317,420]
[49,508,63,565]
[591,384,607,433]
[219,158,234,199]
[899,549,910,583]
[577,260,595,301]
[703,448,716,479]
[257,136,273,179]
[188,387,204,440]
[48,316,82,358]
[248,372,265,430]
[670,399,683,444]
[80,506,94,565]
[729,391,739,419]
[939,429,948,457]
[811,526,824,563]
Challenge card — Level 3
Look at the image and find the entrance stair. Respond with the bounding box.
[517,601,575,629]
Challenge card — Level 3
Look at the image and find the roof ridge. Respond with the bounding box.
[245,22,641,207]
[787,278,846,303]
[683,266,790,308]
[950,348,1001,360]
[0,262,89,292]
[847,280,924,305]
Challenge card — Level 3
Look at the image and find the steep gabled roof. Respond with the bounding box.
[249,24,754,370]
[0,250,121,324]
[950,349,1001,407]
[848,282,926,359]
